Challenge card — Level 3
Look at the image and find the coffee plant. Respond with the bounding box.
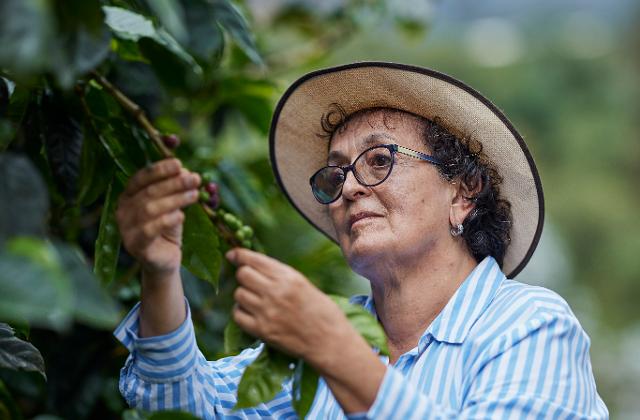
[0,0,426,418]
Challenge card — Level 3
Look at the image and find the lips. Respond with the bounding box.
[348,211,383,230]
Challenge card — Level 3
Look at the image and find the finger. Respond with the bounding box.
[125,158,182,198]
[143,169,201,199]
[136,189,199,222]
[235,265,272,294]
[226,248,290,275]
[129,210,185,250]
[233,286,262,313]
[233,304,258,335]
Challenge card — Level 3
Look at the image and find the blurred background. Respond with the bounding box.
[0,0,638,418]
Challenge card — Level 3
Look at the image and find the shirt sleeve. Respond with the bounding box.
[113,299,296,419]
[362,309,609,419]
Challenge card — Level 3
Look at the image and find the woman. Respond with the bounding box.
[114,63,608,418]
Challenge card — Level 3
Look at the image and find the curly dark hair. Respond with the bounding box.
[318,103,512,267]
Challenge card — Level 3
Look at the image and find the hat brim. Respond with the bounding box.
[269,62,544,279]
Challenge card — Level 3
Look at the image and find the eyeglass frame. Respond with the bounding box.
[309,143,442,204]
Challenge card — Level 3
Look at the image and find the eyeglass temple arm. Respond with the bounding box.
[393,144,441,165]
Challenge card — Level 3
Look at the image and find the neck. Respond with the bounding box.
[363,240,478,359]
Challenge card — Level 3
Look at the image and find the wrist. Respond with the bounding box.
[306,320,368,377]
[141,266,181,288]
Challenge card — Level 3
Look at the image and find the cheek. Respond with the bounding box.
[328,205,349,243]
[384,172,449,225]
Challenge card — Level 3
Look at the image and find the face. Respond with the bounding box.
[327,110,456,274]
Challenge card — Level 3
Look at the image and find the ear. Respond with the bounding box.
[449,178,480,227]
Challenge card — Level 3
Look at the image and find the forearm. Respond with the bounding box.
[310,326,387,414]
[139,268,186,337]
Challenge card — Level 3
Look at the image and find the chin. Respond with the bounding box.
[340,231,389,275]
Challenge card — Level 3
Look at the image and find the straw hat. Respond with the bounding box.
[268,62,544,279]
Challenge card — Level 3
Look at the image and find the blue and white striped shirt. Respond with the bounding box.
[114,256,608,419]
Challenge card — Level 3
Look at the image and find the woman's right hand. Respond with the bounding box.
[116,158,201,276]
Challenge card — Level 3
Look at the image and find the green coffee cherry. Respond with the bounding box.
[241,239,252,248]
[223,213,242,230]
[201,173,215,184]
[235,229,247,241]
[199,190,210,202]
[240,225,253,238]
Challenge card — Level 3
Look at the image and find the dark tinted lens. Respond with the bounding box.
[311,167,345,204]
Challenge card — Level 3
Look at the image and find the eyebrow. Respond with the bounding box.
[327,132,396,165]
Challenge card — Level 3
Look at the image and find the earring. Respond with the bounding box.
[450,223,464,237]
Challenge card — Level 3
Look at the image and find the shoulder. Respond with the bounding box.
[491,279,575,321]
[468,279,588,354]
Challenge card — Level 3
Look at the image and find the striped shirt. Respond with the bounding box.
[114,256,608,419]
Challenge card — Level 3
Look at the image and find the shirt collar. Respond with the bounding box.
[425,256,505,346]
[362,256,505,350]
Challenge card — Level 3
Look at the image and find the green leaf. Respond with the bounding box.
[103,5,202,89]
[84,86,149,174]
[181,0,224,64]
[103,6,156,41]
[0,77,8,116]
[215,77,276,135]
[0,323,46,380]
[0,119,14,152]
[210,0,263,65]
[181,205,222,289]
[0,0,54,83]
[223,316,255,355]
[77,120,115,206]
[1,80,30,152]
[94,121,138,176]
[94,181,122,285]
[47,23,111,89]
[83,88,152,176]
[56,242,122,329]
[144,0,187,44]
[234,346,294,410]
[137,37,195,91]
[217,159,275,226]
[0,237,73,330]
[110,37,147,62]
[40,90,83,202]
[0,0,110,88]
[330,295,390,356]
[0,237,120,330]
[0,153,49,246]
[292,360,319,418]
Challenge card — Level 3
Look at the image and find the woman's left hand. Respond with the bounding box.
[225,247,352,367]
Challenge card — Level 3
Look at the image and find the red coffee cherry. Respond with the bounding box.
[162,134,180,149]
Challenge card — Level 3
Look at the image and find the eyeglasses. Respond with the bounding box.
[309,143,441,204]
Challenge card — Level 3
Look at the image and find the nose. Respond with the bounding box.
[340,169,371,202]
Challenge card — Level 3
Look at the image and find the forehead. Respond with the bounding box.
[327,109,426,162]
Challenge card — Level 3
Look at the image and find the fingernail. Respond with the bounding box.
[225,250,236,262]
